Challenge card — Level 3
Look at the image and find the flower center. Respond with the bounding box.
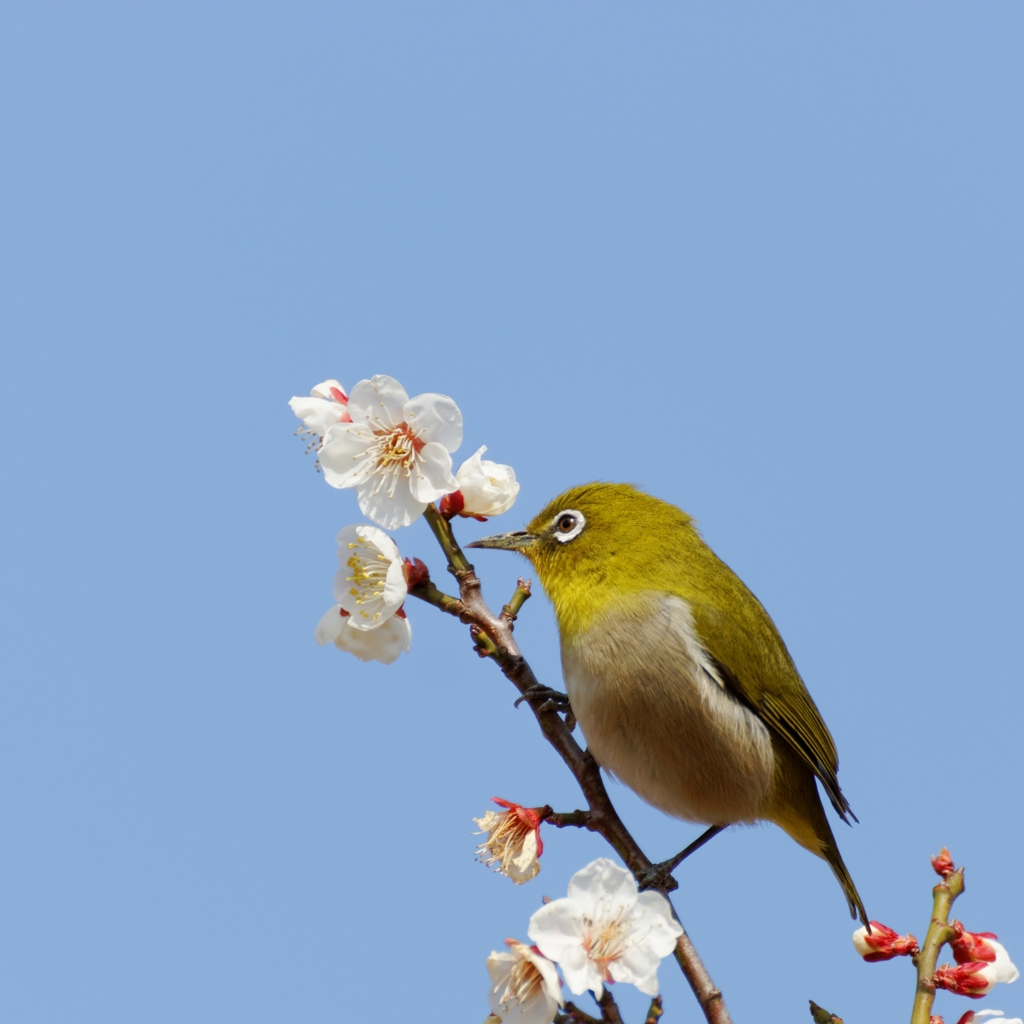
[487,815,530,864]
[366,424,426,497]
[502,958,543,1006]
[582,915,628,981]
[345,542,390,619]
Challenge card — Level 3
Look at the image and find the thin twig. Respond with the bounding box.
[541,807,593,829]
[500,578,532,624]
[596,988,624,1023]
[556,1002,602,1024]
[645,996,664,1024]
[909,868,964,1024]
[809,1000,843,1023]
[410,503,734,1024]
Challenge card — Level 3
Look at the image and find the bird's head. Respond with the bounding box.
[468,483,696,627]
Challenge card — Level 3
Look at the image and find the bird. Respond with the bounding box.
[468,482,867,923]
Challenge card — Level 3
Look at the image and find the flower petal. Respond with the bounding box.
[314,605,347,646]
[319,423,376,489]
[347,375,409,431]
[404,392,463,452]
[632,891,685,956]
[338,524,400,563]
[990,941,1020,984]
[528,898,584,965]
[382,556,409,616]
[289,395,346,438]
[333,615,411,663]
[610,938,661,993]
[566,858,638,920]
[554,941,600,998]
[523,947,563,1009]
[310,379,345,400]
[355,477,428,530]
[407,442,458,502]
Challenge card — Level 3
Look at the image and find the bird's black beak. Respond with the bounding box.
[467,530,538,552]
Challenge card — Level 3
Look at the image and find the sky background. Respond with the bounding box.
[1,3,1022,1022]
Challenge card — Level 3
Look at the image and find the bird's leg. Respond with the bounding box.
[638,825,726,892]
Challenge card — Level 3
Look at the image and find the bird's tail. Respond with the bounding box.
[820,827,868,926]
[767,752,868,925]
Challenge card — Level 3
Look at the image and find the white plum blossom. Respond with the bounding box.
[319,375,462,529]
[333,524,407,629]
[315,604,411,664]
[474,799,543,884]
[528,858,683,999]
[443,446,519,519]
[486,940,562,1024]
[289,379,351,450]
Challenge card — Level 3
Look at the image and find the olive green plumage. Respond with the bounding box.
[472,482,867,923]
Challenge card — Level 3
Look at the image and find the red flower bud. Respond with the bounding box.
[951,922,1000,964]
[933,961,998,999]
[403,557,430,589]
[932,848,956,878]
[853,921,920,961]
[439,490,465,518]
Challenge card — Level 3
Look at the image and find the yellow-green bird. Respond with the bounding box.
[469,483,867,923]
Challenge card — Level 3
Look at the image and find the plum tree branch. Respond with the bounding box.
[410,502,733,1024]
[909,868,964,1024]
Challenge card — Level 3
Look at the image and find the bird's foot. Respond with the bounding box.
[637,825,726,892]
[637,862,680,894]
[514,685,574,725]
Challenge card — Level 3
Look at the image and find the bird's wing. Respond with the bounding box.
[690,597,856,824]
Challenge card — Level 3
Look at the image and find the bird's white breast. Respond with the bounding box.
[561,591,775,826]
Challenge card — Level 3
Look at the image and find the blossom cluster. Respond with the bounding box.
[484,858,684,1024]
[290,374,519,663]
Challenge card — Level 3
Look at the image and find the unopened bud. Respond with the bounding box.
[932,848,956,878]
[403,557,430,590]
[934,961,999,999]
[449,447,520,519]
[853,921,920,961]
[439,489,466,519]
[951,923,1020,984]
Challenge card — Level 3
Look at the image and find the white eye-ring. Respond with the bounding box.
[552,509,586,543]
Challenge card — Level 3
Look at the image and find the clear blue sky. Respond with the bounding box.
[1,3,1022,1022]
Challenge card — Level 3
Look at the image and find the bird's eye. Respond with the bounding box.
[552,508,586,543]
